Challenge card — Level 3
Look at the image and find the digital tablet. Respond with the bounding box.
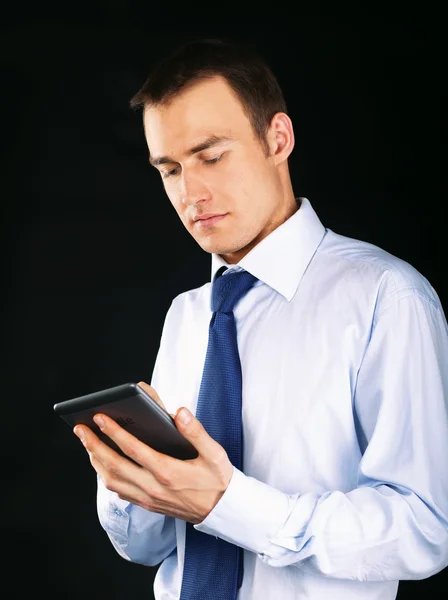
[53,382,198,460]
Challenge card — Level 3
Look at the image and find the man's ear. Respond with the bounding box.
[266,112,295,164]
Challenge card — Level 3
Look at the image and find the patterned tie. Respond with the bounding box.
[179,266,258,600]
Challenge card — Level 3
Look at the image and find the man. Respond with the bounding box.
[74,38,448,599]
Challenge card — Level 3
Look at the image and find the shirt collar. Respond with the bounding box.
[210,197,327,302]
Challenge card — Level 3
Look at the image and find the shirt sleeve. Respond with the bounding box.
[196,287,448,581]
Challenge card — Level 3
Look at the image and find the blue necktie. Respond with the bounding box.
[179,266,258,600]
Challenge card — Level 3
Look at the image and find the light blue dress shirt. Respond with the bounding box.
[97,197,448,599]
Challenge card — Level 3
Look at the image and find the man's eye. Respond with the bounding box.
[161,154,223,178]
[204,154,223,165]
[162,167,180,179]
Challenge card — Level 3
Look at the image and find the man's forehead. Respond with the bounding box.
[144,107,237,141]
[143,78,248,129]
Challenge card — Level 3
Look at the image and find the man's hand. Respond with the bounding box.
[73,381,233,524]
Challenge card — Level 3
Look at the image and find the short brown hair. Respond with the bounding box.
[130,37,288,154]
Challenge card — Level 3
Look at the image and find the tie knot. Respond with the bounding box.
[211,268,258,313]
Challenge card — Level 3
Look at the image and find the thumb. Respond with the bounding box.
[175,407,225,459]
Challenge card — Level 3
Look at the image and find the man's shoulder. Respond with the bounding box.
[321,228,439,309]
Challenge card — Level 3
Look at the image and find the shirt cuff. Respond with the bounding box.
[195,467,290,555]
[97,475,131,542]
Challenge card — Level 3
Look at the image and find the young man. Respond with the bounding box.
[74,38,448,599]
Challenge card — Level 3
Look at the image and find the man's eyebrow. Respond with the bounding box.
[148,135,235,167]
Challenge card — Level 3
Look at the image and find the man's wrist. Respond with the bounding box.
[195,467,290,555]
[200,457,234,522]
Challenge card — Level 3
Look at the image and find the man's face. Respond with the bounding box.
[144,76,292,263]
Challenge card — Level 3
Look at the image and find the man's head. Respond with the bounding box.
[131,38,298,263]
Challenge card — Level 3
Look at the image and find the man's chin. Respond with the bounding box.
[189,230,248,260]
[196,239,237,256]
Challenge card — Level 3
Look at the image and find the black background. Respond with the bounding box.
[1,8,445,599]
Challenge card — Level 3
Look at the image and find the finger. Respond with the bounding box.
[74,424,162,509]
[73,423,101,451]
[137,381,167,411]
[74,423,128,467]
[92,412,169,471]
[174,407,228,463]
[89,450,149,502]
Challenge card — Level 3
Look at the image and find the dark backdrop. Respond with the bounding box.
[1,11,445,600]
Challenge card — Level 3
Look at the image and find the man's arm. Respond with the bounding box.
[196,288,448,580]
[93,296,179,567]
[95,380,178,566]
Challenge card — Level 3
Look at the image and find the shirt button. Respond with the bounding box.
[114,508,124,517]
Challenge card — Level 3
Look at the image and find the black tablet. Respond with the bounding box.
[53,382,198,460]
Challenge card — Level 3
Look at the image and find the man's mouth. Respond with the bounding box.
[193,213,228,228]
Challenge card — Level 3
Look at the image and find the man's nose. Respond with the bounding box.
[180,170,210,206]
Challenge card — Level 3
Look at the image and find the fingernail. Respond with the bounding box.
[93,415,105,429]
[74,427,85,442]
[177,408,191,426]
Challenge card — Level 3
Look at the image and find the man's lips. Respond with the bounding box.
[193,213,228,227]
